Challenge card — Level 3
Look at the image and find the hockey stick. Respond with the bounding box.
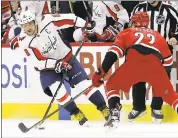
[8,2,18,25]
[37,72,66,128]
[18,85,93,133]
[37,23,88,128]
[82,1,92,21]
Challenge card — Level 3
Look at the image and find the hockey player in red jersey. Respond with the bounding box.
[92,11,178,126]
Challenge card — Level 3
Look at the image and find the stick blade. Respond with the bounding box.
[18,123,29,133]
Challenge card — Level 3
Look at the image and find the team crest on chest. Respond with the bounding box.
[156,15,165,25]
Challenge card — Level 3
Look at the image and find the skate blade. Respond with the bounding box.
[152,117,162,124]
[104,122,112,127]
[128,111,147,122]
[104,120,119,128]
[112,121,119,128]
[79,121,90,127]
[104,121,119,134]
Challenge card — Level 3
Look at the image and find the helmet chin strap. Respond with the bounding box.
[34,24,38,35]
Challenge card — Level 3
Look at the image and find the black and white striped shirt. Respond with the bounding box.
[131,1,178,41]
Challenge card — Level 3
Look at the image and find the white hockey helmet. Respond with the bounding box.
[19,10,35,25]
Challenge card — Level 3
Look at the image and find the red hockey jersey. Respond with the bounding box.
[109,27,173,66]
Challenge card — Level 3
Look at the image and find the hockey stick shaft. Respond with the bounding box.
[8,2,18,25]
[39,72,66,126]
[18,85,93,133]
[82,1,92,21]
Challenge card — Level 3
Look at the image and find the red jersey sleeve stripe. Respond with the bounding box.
[164,55,172,61]
[107,90,120,99]
[53,19,74,27]
[31,48,47,60]
[163,57,173,66]
[108,45,124,57]
[106,5,118,21]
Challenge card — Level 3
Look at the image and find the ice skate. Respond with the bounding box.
[104,104,122,128]
[128,109,146,122]
[151,109,163,123]
[98,105,111,121]
[74,110,88,126]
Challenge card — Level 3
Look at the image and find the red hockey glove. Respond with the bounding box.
[94,26,117,42]
[94,22,123,42]
[55,60,72,73]
[92,66,106,87]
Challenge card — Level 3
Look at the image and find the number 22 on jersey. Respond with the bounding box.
[135,32,155,45]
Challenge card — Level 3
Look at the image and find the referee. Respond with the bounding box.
[128,1,178,123]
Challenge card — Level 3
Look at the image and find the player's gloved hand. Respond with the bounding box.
[85,20,96,36]
[10,36,19,50]
[55,61,72,73]
[94,22,124,42]
[94,26,117,42]
[81,20,96,42]
[168,37,177,46]
[113,22,124,33]
[92,66,105,87]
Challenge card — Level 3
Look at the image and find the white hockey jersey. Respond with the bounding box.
[92,1,129,35]
[2,1,51,44]
[1,10,21,44]
[20,1,51,18]
[18,14,86,70]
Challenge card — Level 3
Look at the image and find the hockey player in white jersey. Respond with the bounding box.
[73,1,129,42]
[2,1,51,45]
[20,1,51,18]
[11,10,110,125]
[1,1,21,44]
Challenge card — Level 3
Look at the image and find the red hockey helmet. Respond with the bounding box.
[130,11,149,27]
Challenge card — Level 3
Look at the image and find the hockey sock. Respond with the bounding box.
[56,93,79,115]
[108,97,121,110]
[64,101,80,115]
[151,97,163,110]
[86,90,106,109]
[106,89,121,110]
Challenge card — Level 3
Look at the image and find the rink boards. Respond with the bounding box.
[2,43,178,122]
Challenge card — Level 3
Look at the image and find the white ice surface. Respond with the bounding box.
[2,119,178,138]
